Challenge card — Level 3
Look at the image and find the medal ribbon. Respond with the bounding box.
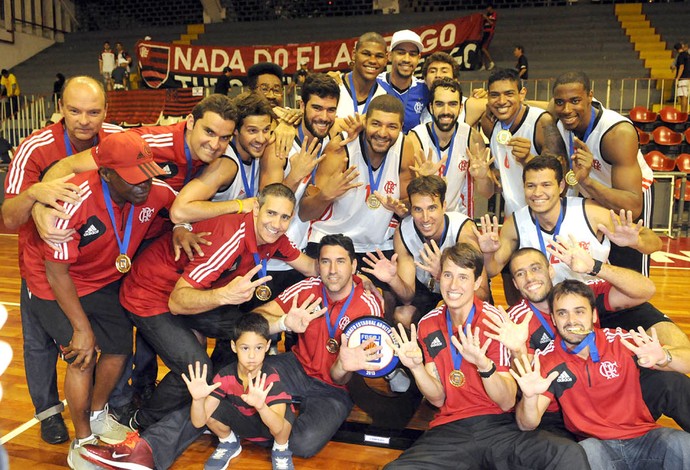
[322,283,356,340]
[101,178,134,258]
[445,304,477,372]
[430,122,457,177]
[252,253,268,281]
[183,138,193,185]
[348,72,376,115]
[567,106,597,170]
[239,153,258,198]
[528,302,554,340]
[534,201,564,257]
[361,133,386,197]
[561,331,600,362]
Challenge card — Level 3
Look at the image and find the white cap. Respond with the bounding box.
[390,30,423,53]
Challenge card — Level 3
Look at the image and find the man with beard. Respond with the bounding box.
[512,280,690,468]
[21,132,172,468]
[409,77,493,215]
[336,32,388,118]
[121,183,318,431]
[2,76,122,445]
[376,29,427,132]
[552,71,654,277]
[301,95,415,317]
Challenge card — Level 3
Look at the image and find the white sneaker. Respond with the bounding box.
[68,437,103,470]
[90,404,131,444]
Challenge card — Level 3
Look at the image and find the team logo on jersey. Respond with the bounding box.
[78,216,107,247]
[556,370,572,383]
[156,161,178,179]
[458,159,469,172]
[423,330,446,359]
[592,160,602,172]
[599,361,619,380]
[414,101,424,114]
[530,325,552,351]
[338,316,351,331]
[548,363,576,398]
[383,181,397,195]
[139,207,155,223]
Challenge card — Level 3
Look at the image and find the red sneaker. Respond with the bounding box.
[81,431,154,470]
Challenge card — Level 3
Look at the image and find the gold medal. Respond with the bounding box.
[326,338,340,354]
[496,129,512,145]
[367,193,381,209]
[449,369,465,387]
[115,254,131,274]
[565,170,578,186]
[255,284,272,301]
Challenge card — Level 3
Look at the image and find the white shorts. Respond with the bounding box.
[677,79,689,97]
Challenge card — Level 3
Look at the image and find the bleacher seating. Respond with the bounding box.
[630,106,659,132]
[659,106,689,132]
[644,150,676,172]
[652,126,684,157]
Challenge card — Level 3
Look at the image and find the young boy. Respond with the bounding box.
[182,313,295,470]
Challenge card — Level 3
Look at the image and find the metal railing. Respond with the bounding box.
[0,95,49,147]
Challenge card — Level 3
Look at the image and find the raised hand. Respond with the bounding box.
[373,191,409,217]
[288,138,324,185]
[219,264,272,305]
[572,136,593,181]
[597,209,643,248]
[482,306,531,354]
[320,165,363,201]
[621,327,666,368]
[284,293,327,333]
[172,229,212,262]
[472,214,501,254]
[451,325,492,367]
[467,143,494,180]
[409,147,446,178]
[338,334,383,373]
[546,234,594,274]
[509,354,558,398]
[361,249,398,283]
[339,114,364,146]
[387,323,424,370]
[414,240,442,281]
[182,361,221,400]
[240,371,273,410]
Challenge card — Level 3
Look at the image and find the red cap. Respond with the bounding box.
[92,132,166,184]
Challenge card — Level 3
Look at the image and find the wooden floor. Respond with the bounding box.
[1,233,688,469]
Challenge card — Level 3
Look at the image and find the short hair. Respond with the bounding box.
[355,32,387,51]
[508,247,549,276]
[1,69,8,76]
[233,91,274,129]
[61,76,107,105]
[440,243,484,280]
[674,42,683,51]
[407,175,447,206]
[515,45,524,53]
[487,68,520,88]
[222,66,232,73]
[257,183,296,208]
[548,279,596,314]
[553,71,591,94]
[430,77,463,104]
[234,313,270,341]
[247,62,284,90]
[366,94,404,123]
[421,52,459,81]
[522,154,564,184]
[191,94,238,123]
[318,234,356,262]
[301,73,340,106]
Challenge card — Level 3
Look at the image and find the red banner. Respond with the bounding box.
[137,14,483,89]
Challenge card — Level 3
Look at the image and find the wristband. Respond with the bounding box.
[173,223,193,232]
[278,314,291,332]
[588,259,603,276]
[478,360,497,378]
[234,199,243,214]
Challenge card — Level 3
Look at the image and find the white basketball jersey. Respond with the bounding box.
[490,106,547,216]
[212,143,259,202]
[336,73,387,118]
[399,212,471,292]
[308,133,404,252]
[513,197,610,284]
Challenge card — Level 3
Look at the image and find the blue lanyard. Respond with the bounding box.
[534,202,564,257]
[501,104,522,131]
[430,122,457,177]
[445,304,477,371]
[252,253,268,280]
[348,72,376,115]
[567,106,597,170]
[64,127,97,157]
[322,283,355,340]
[238,153,258,197]
[101,178,134,257]
[561,331,600,363]
[361,133,386,195]
[183,138,193,185]
[528,302,554,340]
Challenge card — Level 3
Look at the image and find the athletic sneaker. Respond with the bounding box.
[67,437,102,470]
[82,431,154,470]
[90,404,131,444]
[271,449,295,470]
[204,440,242,470]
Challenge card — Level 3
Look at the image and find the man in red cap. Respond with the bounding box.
[21,131,176,469]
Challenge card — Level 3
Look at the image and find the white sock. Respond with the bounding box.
[90,409,104,420]
[76,434,96,447]
[273,441,289,452]
[218,431,237,443]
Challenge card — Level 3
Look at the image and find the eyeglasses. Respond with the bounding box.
[258,84,283,95]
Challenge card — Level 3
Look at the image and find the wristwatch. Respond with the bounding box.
[478,360,497,379]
